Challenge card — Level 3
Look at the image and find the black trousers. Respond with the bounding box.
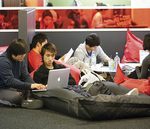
[0,88,29,106]
[102,81,145,96]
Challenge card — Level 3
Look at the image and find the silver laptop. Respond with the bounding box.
[32,68,70,92]
[47,68,70,89]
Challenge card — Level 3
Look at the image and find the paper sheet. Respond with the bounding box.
[64,48,74,63]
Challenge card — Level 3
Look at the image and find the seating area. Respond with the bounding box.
[0,2,150,128]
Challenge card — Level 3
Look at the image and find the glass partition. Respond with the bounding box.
[0,10,18,29]
[0,8,150,30]
[35,9,150,29]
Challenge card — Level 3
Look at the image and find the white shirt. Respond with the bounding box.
[91,12,103,28]
[74,43,110,65]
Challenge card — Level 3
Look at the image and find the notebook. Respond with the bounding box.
[139,50,149,64]
[63,48,74,63]
[32,68,70,92]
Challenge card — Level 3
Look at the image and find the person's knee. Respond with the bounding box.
[4,91,23,106]
[10,93,23,105]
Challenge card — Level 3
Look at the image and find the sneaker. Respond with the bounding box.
[126,88,139,95]
[21,99,43,109]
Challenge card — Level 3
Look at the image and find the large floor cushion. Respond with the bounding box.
[33,89,150,120]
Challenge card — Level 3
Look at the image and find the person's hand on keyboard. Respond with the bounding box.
[31,83,46,90]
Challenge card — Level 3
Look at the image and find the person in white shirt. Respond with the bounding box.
[74,33,110,66]
[91,9,103,28]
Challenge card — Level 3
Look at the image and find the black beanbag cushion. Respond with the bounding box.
[33,88,150,120]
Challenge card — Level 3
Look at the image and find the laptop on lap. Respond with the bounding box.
[47,68,70,89]
[32,68,70,92]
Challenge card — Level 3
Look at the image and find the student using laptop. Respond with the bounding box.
[33,42,76,85]
[33,42,139,96]
[0,39,46,107]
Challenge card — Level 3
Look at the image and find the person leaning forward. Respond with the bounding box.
[0,39,46,108]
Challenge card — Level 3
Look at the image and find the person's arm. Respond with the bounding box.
[74,47,86,62]
[96,46,110,63]
[33,71,46,85]
[91,12,103,28]
[0,60,31,90]
[140,57,150,79]
[21,60,34,83]
[33,66,49,85]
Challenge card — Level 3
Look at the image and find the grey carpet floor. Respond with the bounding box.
[0,107,150,129]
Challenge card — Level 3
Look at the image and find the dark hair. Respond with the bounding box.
[6,39,28,59]
[143,33,150,51]
[85,33,100,47]
[47,2,53,6]
[41,42,57,61]
[30,33,48,49]
[42,10,53,19]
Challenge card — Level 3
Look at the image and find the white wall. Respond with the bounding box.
[0,0,2,7]
[131,0,150,8]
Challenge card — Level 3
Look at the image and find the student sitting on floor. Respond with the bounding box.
[74,33,110,66]
[128,33,150,79]
[138,33,150,79]
[28,33,48,73]
[33,42,76,85]
[33,42,140,97]
[0,39,46,107]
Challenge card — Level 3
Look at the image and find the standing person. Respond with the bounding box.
[28,33,48,73]
[139,33,150,79]
[74,33,110,66]
[0,39,46,106]
[33,42,76,85]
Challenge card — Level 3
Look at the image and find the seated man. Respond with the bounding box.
[0,39,46,107]
[128,33,150,79]
[28,33,48,73]
[139,33,150,79]
[33,42,76,85]
[74,33,110,66]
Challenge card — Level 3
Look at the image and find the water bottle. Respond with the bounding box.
[108,59,115,70]
[90,51,96,66]
[114,52,120,70]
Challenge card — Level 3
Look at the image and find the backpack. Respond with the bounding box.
[79,69,105,88]
[78,69,112,96]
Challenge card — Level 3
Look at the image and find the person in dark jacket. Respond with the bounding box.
[128,33,150,79]
[0,39,46,106]
[33,42,76,85]
[139,33,150,79]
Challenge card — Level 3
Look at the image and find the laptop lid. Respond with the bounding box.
[47,68,70,89]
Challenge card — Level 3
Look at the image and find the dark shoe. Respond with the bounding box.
[21,99,43,109]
